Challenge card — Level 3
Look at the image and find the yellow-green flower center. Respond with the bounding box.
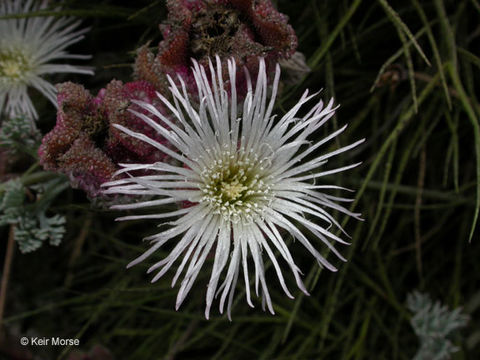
[220,180,248,201]
[0,48,32,82]
[200,149,273,222]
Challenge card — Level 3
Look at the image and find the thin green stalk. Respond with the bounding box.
[411,0,452,108]
[309,0,363,69]
[434,0,458,68]
[447,64,480,241]
[352,72,440,220]
[444,110,460,192]
[377,0,431,66]
[364,138,397,248]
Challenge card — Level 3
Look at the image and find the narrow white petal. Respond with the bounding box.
[102,55,363,320]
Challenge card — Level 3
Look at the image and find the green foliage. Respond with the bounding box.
[407,291,469,360]
[0,177,67,253]
[0,115,41,157]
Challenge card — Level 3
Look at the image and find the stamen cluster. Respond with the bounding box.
[200,148,272,222]
[0,48,31,81]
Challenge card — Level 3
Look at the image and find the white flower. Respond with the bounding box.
[0,0,93,119]
[103,57,364,319]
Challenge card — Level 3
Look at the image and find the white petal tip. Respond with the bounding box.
[126,261,136,269]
